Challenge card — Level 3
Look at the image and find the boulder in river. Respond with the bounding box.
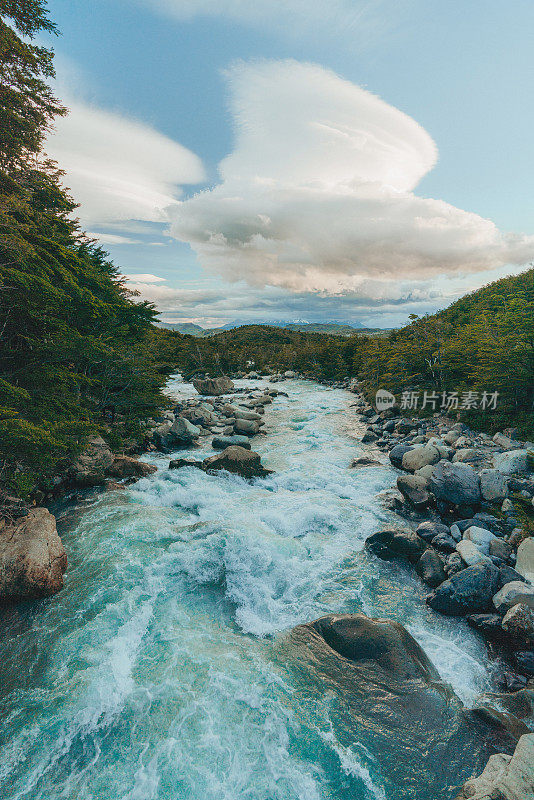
[202,445,272,478]
[168,458,204,470]
[211,435,251,450]
[284,613,505,798]
[107,456,157,479]
[426,561,501,615]
[0,508,67,601]
[365,527,427,563]
[234,418,261,435]
[192,376,235,396]
[350,456,382,468]
[170,416,201,444]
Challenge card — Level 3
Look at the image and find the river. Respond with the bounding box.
[0,378,497,800]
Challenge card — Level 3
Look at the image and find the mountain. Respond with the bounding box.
[158,322,209,336]
[159,320,383,337]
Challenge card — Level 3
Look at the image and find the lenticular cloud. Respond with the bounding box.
[169,60,534,295]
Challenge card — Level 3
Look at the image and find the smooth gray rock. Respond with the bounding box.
[494,449,530,476]
[234,418,261,435]
[456,540,492,567]
[480,469,509,502]
[170,416,201,443]
[516,538,534,585]
[402,445,441,472]
[396,475,430,507]
[493,581,534,613]
[463,525,497,554]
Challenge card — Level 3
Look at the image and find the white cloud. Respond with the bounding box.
[123,273,167,283]
[168,60,534,297]
[45,99,205,228]
[140,0,398,44]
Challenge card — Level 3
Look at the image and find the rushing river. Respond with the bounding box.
[0,379,497,800]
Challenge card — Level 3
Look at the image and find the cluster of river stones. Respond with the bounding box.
[349,387,534,798]
[1,371,533,797]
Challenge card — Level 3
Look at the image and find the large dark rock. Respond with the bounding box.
[211,435,251,450]
[514,652,534,677]
[192,376,234,396]
[416,520,451,543]
[426,562,501,616]
[168,458,204,470]
[473,689,534,742]
[429,461,481,507]
[365,527,427,563]
[284,614,505,798]
[0,509,67,601]
[416,548,447,587]
[202,446,272,478]
[389,443,414,468]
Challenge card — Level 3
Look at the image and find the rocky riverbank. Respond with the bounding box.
[0,374,279,603]
[345,384,534,798]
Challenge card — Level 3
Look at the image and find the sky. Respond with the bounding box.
[43,0,534,328]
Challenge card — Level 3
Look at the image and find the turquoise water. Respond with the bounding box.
[0,379,495,799]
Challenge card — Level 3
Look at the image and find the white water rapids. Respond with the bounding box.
[0,378,496,800]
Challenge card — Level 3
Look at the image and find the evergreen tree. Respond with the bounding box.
[0,3,171,497]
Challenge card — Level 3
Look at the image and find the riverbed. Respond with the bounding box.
[0,378,497,799]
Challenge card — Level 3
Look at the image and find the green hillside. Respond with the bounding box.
[354,268,534,437]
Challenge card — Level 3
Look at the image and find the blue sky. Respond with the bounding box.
[44,0,534,327]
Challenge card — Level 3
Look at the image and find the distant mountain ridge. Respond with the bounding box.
[158,320,386,337]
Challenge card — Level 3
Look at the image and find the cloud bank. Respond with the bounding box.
[168,60,534,299]
[45,100,205,228]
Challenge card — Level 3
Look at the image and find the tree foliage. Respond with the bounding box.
[0,4,171,496]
